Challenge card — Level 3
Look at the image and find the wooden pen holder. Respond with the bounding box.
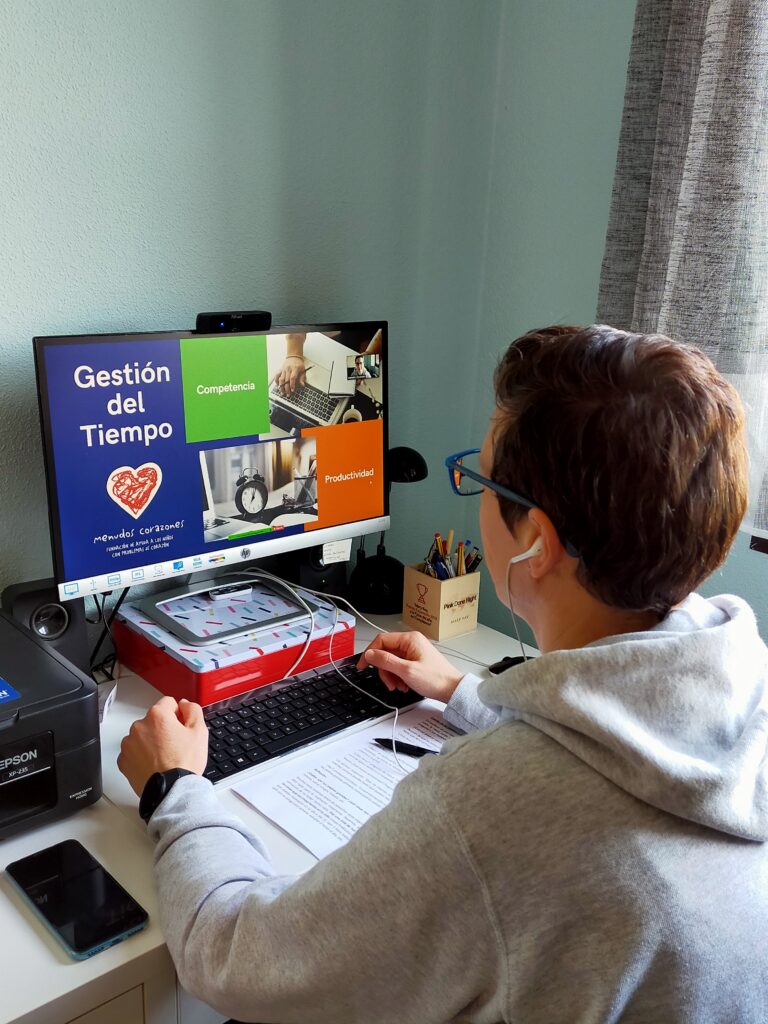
[402,563,480,640]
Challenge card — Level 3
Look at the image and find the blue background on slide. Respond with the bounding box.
[43,337,202,580]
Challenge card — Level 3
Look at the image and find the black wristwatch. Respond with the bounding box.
[139,768,195,823]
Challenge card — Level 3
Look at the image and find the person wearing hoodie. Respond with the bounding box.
[118,324,768,1024]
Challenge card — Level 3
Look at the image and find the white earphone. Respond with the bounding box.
[507,538,543,566]
[505,538,542,663]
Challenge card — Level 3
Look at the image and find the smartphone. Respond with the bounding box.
[6,839,148,960]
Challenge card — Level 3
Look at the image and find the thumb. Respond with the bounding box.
[178,699,204,728]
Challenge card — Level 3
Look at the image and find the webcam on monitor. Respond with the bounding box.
[195,310,272,333]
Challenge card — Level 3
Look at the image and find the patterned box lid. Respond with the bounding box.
[117,586,354,673]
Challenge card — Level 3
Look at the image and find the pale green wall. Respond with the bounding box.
[465,1,639,641]
[1,0,765,642]
[0,0,499,593]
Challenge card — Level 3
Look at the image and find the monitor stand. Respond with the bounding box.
[258,546,348,599]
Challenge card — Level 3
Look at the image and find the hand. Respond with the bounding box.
[274,355,307,395]
[358,631,463,704]
[117,697,209,797]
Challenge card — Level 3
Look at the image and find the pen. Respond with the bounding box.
[373,738,439,758]
[465,546,480,571]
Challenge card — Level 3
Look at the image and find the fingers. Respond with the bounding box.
[363,647,415,686]
[357,631,424,682]
[275,369,305,395]
[379,672,410,692]
[288,368,306,394]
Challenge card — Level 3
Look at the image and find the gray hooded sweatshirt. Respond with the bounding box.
[150,593,768,1023]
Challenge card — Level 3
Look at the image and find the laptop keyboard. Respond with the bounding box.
[202,656,423,783]
[271,382,339,422]
[203,513,229,530]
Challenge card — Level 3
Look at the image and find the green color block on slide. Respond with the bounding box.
[180,335,270,443]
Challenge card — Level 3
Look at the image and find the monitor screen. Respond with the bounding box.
[34,322,388,600]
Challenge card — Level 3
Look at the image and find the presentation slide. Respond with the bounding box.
[39,330,385,592]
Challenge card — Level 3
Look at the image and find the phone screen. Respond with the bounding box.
[6,839,148,959]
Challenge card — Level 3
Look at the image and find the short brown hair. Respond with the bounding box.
[493,325,747,615]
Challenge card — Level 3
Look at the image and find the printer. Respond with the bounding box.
[0,609,101,840]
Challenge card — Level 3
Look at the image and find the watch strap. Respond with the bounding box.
[139,768,195,823]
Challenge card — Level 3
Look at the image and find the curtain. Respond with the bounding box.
[597,0,768,539]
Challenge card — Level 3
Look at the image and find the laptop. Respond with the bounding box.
[269,333,356,431]
[200,453,242,540]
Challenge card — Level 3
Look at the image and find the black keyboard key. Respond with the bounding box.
[262,716,345,755]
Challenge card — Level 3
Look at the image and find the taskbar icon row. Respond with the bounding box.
[58,546,251,601]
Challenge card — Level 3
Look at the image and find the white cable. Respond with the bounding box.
[431,643,490,669]
[247,568,411,774]
[203,569,317,678]
[247,572,490,669]
[245,570,316,679]
[200,568,485,768]
[505,562,529,662]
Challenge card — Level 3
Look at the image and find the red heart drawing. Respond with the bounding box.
[107,463,163,519]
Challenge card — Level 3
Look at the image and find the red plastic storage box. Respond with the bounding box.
[114,590,355,706]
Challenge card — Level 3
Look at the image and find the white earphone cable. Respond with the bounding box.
[245,568,411,774]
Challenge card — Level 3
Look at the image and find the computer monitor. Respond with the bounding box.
[34,322,388,601]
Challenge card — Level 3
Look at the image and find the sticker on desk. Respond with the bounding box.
[0,678,20,704]
[322,539,352,565]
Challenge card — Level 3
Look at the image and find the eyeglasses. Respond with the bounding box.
[445,448,536,504]
[444,448,580,558]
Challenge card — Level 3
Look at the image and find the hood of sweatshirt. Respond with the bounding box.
[478,593,768,840]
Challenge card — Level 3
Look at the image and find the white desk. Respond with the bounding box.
[2,616,526,1024]
[0,800,175,1024]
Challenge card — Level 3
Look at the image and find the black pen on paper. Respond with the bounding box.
[373,738,439,759]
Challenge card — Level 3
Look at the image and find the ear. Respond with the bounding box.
[525,509,566,578]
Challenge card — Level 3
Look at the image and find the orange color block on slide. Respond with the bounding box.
[302,418,384,531]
